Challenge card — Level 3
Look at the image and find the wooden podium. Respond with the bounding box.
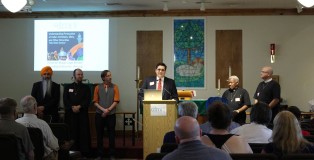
[143,100,177,159]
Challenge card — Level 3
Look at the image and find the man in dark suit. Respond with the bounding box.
[139,62,179,102]
[31,66,60,123]
[63,68,91,157]
[254,66,281,122]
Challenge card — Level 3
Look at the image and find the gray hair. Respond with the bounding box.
[20,95,37,113]
[178,101,198,118]
[228,75,239,82]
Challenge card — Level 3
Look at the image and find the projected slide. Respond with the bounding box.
[34,19,109,71]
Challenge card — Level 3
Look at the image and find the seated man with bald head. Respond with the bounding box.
[162,116,232,160]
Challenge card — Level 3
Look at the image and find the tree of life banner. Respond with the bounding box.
[174,19,205,88]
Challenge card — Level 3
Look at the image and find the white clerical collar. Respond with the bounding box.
[264,78,272,83]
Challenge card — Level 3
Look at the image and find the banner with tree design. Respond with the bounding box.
[174,19,205,88]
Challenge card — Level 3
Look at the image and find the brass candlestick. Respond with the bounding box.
[217,88,221,96]
[135,79,142,139]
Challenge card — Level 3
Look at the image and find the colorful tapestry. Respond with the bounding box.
[174,19,205,88]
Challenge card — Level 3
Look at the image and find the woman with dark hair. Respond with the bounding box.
[201,102,252,153]
[262,111,314,156]
[231,102,272,143]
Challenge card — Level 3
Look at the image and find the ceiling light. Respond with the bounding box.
[1,0,27,13]
[200,2,205,11]
[297,4,304,13]
[163,1,168,11]
[28,0,35,6]
[298,0,314,8]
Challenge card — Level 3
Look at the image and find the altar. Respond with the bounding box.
[179,99,208,124]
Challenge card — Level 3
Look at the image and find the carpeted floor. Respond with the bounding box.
[85,134,143,160]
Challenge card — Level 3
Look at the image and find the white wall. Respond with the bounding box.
[1,16,314,118]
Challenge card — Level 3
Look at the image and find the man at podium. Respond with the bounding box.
[139,62,179,102]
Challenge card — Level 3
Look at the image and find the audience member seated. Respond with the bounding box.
[200,98,240,134]
[16,95,59,160]
[262,111,314,157]
[230,102,272,143]
[163,101,199,144]
[287,106,311,136]
[162,116,232,160]
[201,102,253,153]
[200,120,240,134]
[0,97,34,160]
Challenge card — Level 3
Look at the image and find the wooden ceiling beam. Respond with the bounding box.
[1,9,314,18]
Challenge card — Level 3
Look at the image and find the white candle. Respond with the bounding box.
[218,79,220,90]
[137,66,140,80]
[229,66,231,77]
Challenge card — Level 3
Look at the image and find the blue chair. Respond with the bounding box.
[205,97,228,111]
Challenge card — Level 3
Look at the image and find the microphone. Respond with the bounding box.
[163,87,172,99]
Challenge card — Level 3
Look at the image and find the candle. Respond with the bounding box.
[137,66,140,80]
[228,66,231,77]
[218,79,220,90]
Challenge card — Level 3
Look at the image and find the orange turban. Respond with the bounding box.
[40,66,53,76]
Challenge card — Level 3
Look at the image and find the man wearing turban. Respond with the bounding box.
[31,66,60,123]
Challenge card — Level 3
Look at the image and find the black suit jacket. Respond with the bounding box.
[31,81,60,119]
[139,76,178,102]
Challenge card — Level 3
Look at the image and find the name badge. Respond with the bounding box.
[69,89,74,92]
[149,81,155,86]
[235,98,240,102]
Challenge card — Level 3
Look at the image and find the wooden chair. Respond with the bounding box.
[305,129,314,135]
[27,127,45,160]
[248,143,267,153]
[281,154,314,160]
[304,135,314,143]
[230,153,278,160]
[0,133,23,160]
[160,143,178,153]
[145,153,168,160]
[42,115,52,123]
[49,123,81,160]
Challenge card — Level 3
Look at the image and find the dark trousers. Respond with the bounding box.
[65,111,91,154]
[95,113,116,157]
[271,106,279,122]
[233,112,246,125]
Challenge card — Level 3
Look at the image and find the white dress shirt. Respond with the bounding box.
[16,114,59,157]
[230,122,272,143]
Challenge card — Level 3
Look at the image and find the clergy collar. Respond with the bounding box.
[228,87,238,92]
[264,78,272,83]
